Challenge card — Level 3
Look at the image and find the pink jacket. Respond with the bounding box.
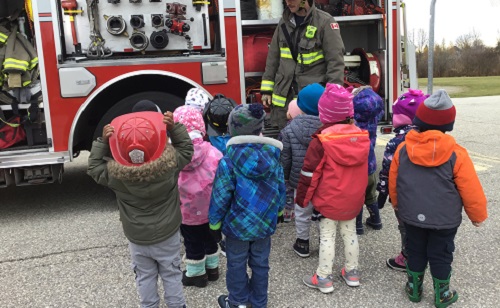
[179,139,222,225]
[296,124,370,220]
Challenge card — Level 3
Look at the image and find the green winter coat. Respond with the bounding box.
[87,123,194,245]
[260,4,345,107]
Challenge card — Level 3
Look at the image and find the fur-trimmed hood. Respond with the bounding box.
[108,143,177,182]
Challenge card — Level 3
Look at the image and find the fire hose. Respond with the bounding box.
[86,0,112,58]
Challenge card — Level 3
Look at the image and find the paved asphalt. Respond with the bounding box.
[0,96,499,308]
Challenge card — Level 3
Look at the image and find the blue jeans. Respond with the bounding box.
[226,236,271,308]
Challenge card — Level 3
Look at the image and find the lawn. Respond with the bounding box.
[417,76,500,98]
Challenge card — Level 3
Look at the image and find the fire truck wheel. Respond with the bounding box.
[92,91,184,142]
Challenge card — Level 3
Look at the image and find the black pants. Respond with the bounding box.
[405,223,458,280]
[180,223,218,260]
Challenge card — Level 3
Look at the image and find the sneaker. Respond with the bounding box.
[220,240,226,257]
[341,267,360,287]
[386,252,407,272]
[303,273,334,293]
[217,295,247,308]
[293,238,310,258]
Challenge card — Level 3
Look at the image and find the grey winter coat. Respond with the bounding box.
[280,114,322,189]
[87,123,194,245]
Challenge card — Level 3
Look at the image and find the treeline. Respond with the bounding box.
[408,29,500,77]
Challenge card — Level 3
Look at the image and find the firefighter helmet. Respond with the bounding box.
[109,112,167,166]
[203,94,237,136]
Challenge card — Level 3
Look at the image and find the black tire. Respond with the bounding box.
[93,91,183,140]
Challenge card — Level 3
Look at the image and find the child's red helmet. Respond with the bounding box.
[109,112,167,166]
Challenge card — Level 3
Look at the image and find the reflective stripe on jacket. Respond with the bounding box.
[261,4,345,107]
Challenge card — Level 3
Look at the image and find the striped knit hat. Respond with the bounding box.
[413,89,456,132]
[318,83,354,124]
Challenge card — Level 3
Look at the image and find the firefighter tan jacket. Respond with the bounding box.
[0,23,38,89]
[260,4,345,107]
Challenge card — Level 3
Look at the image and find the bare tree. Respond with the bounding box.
[408,28,428,53]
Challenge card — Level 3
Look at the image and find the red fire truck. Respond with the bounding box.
[0,0,408,187]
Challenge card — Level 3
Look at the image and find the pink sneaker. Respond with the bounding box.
[386,252,407,272]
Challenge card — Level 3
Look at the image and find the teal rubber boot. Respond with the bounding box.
[433,274,458,308]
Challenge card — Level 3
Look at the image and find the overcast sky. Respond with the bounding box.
[403,0,500,47]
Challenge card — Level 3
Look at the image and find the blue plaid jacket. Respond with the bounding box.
[208,136,286,241]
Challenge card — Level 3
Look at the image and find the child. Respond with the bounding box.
[87,105,193,308]
[203,94,237,257]
[351,86,384,234]
[280,83,324,257]
[185,87,210,112]
[131,99,162,112]
[297,83,370,292]
[389,90,487,307]
[377,89,428,271]
[208,103,286,308]
[203,93,237,155]
[173,105,223,288]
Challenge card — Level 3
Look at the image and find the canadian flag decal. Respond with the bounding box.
[330,22,339,30]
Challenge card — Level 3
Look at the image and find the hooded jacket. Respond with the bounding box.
[296,124,370,220]
[353,88,384,175]
[260,4,345,107]
[208,136,286,241]
[87,123,194,245]
[280,114,322,189]
[377,124,414,196]
[389,130,487,229]
[178,139,222,225]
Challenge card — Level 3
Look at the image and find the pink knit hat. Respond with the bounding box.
[318,83,354,124]
[173,105,206,137]
[286,99,303,119]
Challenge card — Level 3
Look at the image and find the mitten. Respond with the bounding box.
[210,228,222,243]
[277,211,284,224]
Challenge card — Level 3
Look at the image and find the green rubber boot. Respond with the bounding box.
[433,274,458,308]
[405,265,425,302]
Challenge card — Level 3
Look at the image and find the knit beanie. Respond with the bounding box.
[317,83,354,124]
[392,88,429,128]
[287,99,303,119]
[173,105,206,137]
[132,100,161,113]
[297,83,324,116]
[228,103,265,136]
[413,89,456,132]
[185,88,210,112]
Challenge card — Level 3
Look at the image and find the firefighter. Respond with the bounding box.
[261,0,345,130]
